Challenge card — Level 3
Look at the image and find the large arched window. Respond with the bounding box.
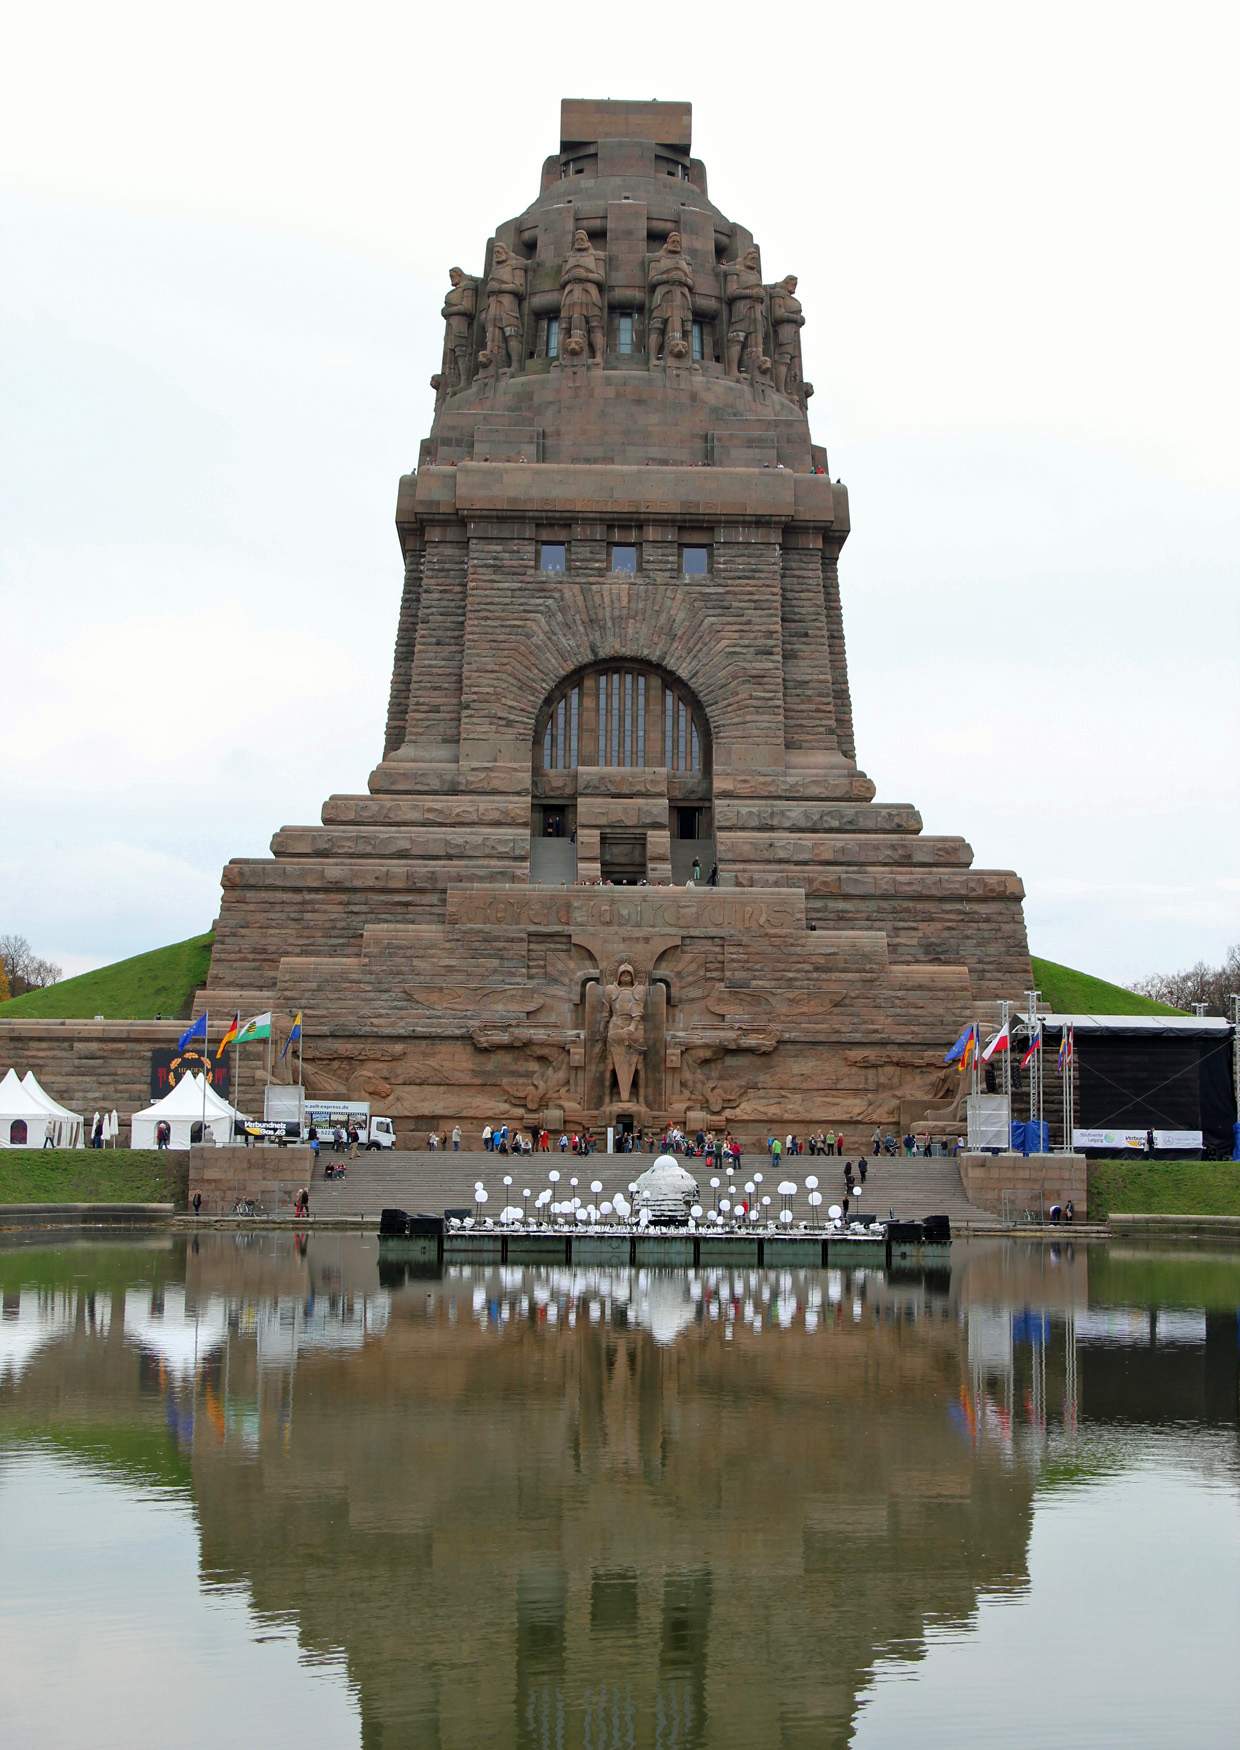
[536,664,709,775]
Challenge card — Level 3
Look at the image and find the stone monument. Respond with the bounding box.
[200,98,1032,1144]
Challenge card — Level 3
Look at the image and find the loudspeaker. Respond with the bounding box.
[922,1214,952,1243]
[409,1213,445,1238]
[379,1207,410,1236]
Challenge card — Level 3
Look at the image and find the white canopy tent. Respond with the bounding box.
[130,1073,244,1150]
[21,1072,85,1148]
[0,1067,59,1148]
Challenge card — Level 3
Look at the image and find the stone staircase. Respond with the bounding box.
[302,1149,994,1226]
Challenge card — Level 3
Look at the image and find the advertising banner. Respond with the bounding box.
[1071,1128,1202,1152]
[149,1047,230,1100]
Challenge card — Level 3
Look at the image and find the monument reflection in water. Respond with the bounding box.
[1,1234,1238,1749]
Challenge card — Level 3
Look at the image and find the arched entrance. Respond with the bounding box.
[530,662,714,884]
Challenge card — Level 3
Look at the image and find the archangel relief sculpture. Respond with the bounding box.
[768,273,805,399]
[559,229,606,364]
[436,265,478,393]
[479,242,527,371]
[724,246,768,378]
[646,232,694,364]
[604,963,647,1103]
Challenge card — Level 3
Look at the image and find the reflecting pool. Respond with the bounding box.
[1,1232,1237,1747]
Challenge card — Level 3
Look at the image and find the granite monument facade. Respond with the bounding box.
[201,99,1031,1142]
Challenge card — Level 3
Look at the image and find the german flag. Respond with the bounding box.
[215,1012,241,1061]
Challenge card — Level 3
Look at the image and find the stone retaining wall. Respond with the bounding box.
[187,1145,314,1217]
[960,1152,1087,1219]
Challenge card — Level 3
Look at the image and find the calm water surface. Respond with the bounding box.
[0,1232,1237,1748]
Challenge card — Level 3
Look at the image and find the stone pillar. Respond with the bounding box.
[403,527,468,760]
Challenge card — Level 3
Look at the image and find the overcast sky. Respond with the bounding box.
[3,1,1237,987]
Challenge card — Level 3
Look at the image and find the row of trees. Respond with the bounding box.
[0,934,63,1001]
[1129,942,1240,1016]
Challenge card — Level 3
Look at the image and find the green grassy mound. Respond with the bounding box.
[1031,956,1184,1016]
[0,1150,188,1207]
[0,933,212,1022]
[1087,1160,1240,1219]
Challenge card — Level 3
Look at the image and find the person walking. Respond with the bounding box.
[825,1128,836,1157]
[771,1135,783,1170]
[871,1127,881,1155]
[858,1156,868,1185]
[192,1191,202,1216]
[451,1124,461,1152]
[483,1123,493,1151]
[43,1119,56,1149]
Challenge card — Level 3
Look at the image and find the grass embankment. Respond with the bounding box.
[1031,956,1184,1016]
[1088,1160,1240,1219]
[0,933,213,1021]
[0,1150,187,1207]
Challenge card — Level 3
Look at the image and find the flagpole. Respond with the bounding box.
[999,998,1012,1151]
[201,1013,209,1144]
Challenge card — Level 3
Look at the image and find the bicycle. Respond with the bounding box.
[232,1198,266,1217]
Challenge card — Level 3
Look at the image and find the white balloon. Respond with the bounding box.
[805,1174,819,1190]
[591,1179,603,1194]
[474,1188,488,1204]
[828,1204,842,1220]
[690,1204,703,1219]
[549,1169,560,1182]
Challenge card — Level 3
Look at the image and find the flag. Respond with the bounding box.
[981,1020,1010,1062]
[176,1012,207,1052]
[943,1025,973,1066]
[278,1012,303,1063]
[1057,1023,1075,1073]
[1020,1024,1042,1069]
[960,1025,977,1075]
[237,1012,272,1045]
[215,1012,240,1061]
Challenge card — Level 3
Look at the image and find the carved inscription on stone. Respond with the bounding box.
[448,889,803,932]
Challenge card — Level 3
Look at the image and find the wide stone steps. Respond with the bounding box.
[302,1148,993,1225]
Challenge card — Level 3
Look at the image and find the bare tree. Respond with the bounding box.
[1130,942,1240,1016]
[0,933,63,998]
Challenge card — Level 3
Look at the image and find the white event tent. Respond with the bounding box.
[130,1073,244,1150]
[0,1068,54,1147]
[21,1071,85,1148]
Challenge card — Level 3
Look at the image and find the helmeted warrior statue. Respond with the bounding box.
[647,232,694,364]
[479,242,527,371]
[769,274,805,398]
[725,246,767,378]
[438,266,478,392]
[559,229,606,364]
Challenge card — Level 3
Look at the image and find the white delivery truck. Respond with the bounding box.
[263,1088,397,1149]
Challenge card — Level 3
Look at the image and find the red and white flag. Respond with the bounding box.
[981,1020,1010,1062]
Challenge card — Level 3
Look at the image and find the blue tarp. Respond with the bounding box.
[1011,1119,1051,1156]
[1233,1123,1240,1162]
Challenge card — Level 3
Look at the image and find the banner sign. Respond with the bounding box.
[149,1047,231,1101]
[1072,1128,1203,1152]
